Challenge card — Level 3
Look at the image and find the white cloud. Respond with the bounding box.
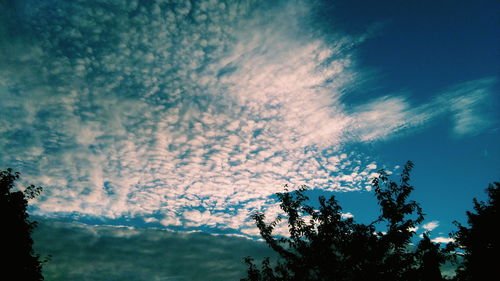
[422,221,439,232]
[0,0,496,236]
[240,226,261,237]
[143,217,159,224]
[350,96,413,141]
[446,78,496,136]
[348,78,497,141]
[341,212,354,219]
[431,237,455,243]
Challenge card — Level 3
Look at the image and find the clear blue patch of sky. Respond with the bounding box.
[371,122,499,232]
[338,119,499,238]
[314,0,499,103]
[303,189,380,223]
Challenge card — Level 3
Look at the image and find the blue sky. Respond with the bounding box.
[1,0,498,246]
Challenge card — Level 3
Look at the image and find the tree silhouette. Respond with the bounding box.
[413,233,449,281]
[0,168,45,281]
[241,161,450,281]
[451,182,499,281]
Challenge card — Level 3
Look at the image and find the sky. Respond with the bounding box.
[33,219,276,281]
[0,0,498,276]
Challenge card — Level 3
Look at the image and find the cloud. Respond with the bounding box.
[348,77,497,141]
[431,237,454,244]
[33,219,275,281]
[341,212,354,219]
[422,221,439,232]
[445,78,497,137]
[408,226,418,233]
[350,96,414,141]
[0,0,374,231]
[0,0,497,234]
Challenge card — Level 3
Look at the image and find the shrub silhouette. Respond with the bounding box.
[0,168,45,281]
[241,161,451,281]
[451,182,499,281]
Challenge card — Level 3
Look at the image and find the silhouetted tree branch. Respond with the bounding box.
[450,182,499,281]
[0,168,45,281]
[241,161,451,281]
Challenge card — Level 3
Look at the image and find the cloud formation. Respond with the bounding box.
[33,219,274,281]
[0,0,496,234]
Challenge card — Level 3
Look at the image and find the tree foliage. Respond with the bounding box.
[241,161,451,281]
[0,168,45,281]
[451,182,499,281]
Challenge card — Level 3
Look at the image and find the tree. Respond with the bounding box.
[0,168,45,281]
[413,233,449,281]
[451,182,499,281]
[241,161,450,281]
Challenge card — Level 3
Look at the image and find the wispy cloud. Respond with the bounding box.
[422,221,439,232]
[348,77,497,141]
[445,78,497,137]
